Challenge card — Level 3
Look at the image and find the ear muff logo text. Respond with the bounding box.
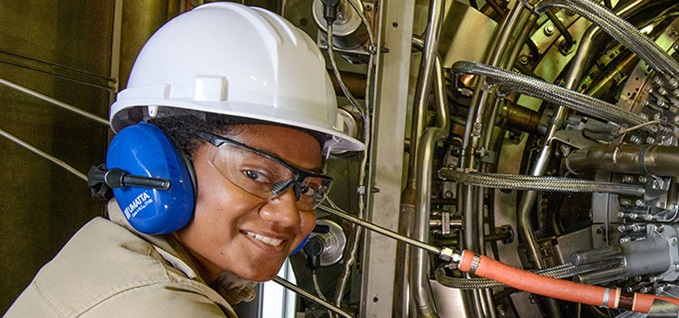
[123,191,154,220]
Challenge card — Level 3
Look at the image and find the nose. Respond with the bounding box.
[259,187,301,228]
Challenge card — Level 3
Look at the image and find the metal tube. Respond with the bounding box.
[273,277,354,318]
[452,61,648,127]
[518,0,658,275]
[439,169,646,196]
[0,78,110,126]
[411,128,448,317]
[458,4,529,317]
[534,0,679,77]
[545,9,574,49]
[402,0,444,315]
[0,128,87,181]
[566,144,679,176]
[318,205,442,255]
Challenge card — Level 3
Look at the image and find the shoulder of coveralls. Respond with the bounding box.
[4,217,237,318]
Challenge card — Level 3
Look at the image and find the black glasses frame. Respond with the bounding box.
[196,131,333,198]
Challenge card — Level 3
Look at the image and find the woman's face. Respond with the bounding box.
[175,124,321,282]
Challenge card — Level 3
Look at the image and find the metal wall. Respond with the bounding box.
[0,1,115,313]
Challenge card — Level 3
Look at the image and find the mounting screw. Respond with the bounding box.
[544,25,555,36]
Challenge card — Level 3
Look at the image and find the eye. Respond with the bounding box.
[242,170,271,183]
[298,184,314,196]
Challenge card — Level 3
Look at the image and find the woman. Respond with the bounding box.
[6,3,362,317]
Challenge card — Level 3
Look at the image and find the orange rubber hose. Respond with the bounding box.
[458,250,679,313]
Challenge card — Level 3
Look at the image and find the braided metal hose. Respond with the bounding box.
[438,169,645,196]
[452,61,649,127]
[534,0,679,78]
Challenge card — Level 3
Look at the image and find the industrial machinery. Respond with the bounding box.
[286,0,679,317]
[3,0,679,317]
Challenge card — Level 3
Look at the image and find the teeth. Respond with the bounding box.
[246,232,283,247]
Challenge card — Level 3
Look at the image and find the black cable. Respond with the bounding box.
[545,10,574,49]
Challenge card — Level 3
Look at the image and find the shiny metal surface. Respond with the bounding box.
[7,1,679,317]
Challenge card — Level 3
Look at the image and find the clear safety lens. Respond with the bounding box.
[199,132,332,210]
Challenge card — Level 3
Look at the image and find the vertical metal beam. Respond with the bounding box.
[360,0,415,317]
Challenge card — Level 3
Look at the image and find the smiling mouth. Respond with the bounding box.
[245,231,283,247]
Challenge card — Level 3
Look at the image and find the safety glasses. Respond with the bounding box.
[196,131,333,210]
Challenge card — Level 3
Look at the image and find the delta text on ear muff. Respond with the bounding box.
[105,122,196,235]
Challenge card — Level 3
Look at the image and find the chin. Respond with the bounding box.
[239,269,280,282]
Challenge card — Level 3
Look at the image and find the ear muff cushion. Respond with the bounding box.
[106,122,195,234]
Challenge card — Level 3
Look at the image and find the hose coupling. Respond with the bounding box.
[439,247,460,263]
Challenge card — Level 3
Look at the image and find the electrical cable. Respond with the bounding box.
[326,23,365,117]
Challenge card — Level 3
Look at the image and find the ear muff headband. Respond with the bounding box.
[106,122,195,234]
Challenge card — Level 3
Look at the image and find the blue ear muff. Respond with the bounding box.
[290,234,310,255]
[106,122,195,235]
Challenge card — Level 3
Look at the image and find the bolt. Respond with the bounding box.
[654,76,665,86]
[653,179,664,189]
[622,175,635,183]
[544,25,555,36]
[630,135,641,144]
[646,137,656,144]
[656,285,669,293]
[444,190,453,199]
[620,198,632,206]
[673,263,679,271]
[671,237,678,245]
[636,199,645,207]
[638,175,647,183]
[519,55,529,65]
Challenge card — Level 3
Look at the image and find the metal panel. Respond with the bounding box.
[360,0,415,316]
[0,1,116,313]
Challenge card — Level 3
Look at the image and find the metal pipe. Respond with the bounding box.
[564,0,657,91]
[439,169,645,196]
[452,61,649,127]
[411,128,447,317]
[405,0,444,196]
[566,144,679,176]
[517,0,658,275]
[318,205,442,255]
[458,4,529,317]
[545,9,574,49]
[331,0,377,308]
[402,0,444,315]
[534,0,679,78]
[0,128,87,181]
[273,277,354,318]
[0,78,110,126]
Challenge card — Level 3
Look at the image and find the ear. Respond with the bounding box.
[106,122,196,234]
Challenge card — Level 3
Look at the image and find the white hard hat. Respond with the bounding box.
[110,2,364,154]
